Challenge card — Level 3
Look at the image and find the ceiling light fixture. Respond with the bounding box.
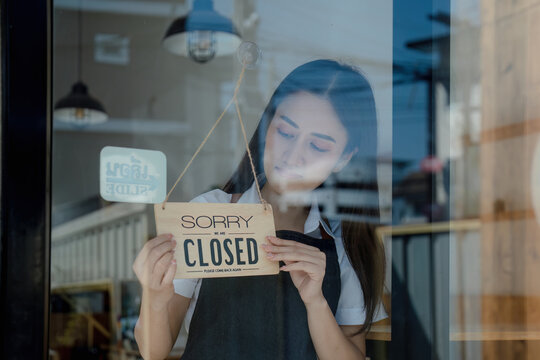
[54,1,108,125]
[162,0,241,63]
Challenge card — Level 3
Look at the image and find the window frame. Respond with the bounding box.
[0,0,51,359]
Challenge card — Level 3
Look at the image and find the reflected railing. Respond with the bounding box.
[51,203,148,286]
[49,203,149,358]
[374,219,539,359]
[375,220,479,359]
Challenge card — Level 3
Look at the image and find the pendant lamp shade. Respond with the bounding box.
[54,81,108,125]
[163,0,241,63]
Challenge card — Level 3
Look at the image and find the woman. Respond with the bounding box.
[133,59,387,360]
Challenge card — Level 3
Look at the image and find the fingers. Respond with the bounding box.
[146,239,177,271]
[280,261,324,280]
[150,251,174,288]
[266,249,325,266]
[266,236,318,251]
[161,259,177,286]
[262,237,325,266]
[134,233,173,267]
[264,237,321,255]
[132,234,176,286]
[263,242,322,257]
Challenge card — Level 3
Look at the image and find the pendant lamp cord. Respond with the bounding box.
[161,63,267,210]
[78,0,82,81]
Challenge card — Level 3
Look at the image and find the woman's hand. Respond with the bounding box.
[262,236,326,306]
[132,233,177,312]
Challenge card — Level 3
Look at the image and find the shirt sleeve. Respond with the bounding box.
[173,278,199,298]
[334,229,388,325]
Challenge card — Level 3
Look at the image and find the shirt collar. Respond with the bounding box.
[236,178,262,204]
[237,179,337,239]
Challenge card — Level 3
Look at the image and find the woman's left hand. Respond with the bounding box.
[262,236,326,306]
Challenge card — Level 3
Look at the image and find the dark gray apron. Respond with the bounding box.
[180,226,341,360]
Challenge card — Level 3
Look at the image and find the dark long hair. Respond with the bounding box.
[223,59,386,334]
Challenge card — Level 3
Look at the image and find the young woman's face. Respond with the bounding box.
[263,91,352,194]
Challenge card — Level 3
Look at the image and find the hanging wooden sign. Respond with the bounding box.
[154,202,278,278]
[155,60,277,278]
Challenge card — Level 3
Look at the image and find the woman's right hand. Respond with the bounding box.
[132,233,177,312]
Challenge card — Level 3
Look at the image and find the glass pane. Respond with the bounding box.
[49,1,393,359]
[48,0,540,359]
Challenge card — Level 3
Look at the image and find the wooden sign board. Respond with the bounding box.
[154,202,279,278]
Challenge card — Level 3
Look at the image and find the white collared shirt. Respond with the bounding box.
[173,181,388,332]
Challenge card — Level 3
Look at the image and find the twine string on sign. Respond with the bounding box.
[161,63,267,210]
[233,93,267,209]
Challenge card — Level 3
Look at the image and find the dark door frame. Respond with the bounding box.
[0,0,51,359]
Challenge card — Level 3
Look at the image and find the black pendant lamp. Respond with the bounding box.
[162,0,241,63]
[54,3,108,125]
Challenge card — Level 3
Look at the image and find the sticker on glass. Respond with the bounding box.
[100,146,166,204]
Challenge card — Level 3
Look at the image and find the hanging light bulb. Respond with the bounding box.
[54,81,108,125]
[54,1,108,125]
[187,30,216,63]
[163,0,241,63]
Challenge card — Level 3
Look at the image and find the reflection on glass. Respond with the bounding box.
[162,0,242,62]
[449,0,540,358]
[54,3,108,125]
[49,1,393,359]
